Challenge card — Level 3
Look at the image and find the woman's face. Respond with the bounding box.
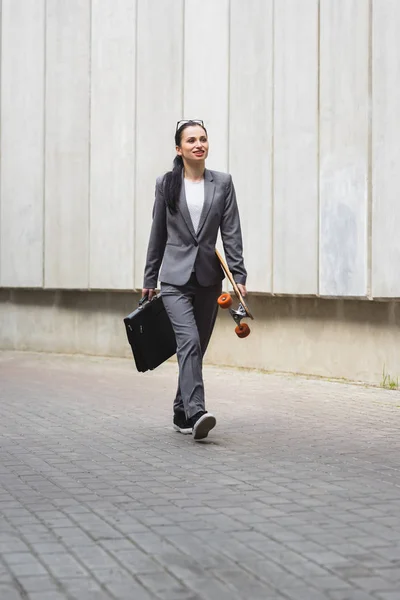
[176,125,209,163]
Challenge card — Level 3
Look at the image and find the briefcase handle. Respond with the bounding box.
[139,294,148,307]
[139,292,160,308]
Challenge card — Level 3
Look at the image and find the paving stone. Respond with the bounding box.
[58,576,104,596]
[0,584,24,600]
[349,576,399,593]
[112,548,160,573]
[328,592,377,600]
[28,542,67,554]
[284,590,330,600]
[0,540,30,554]
[214,568,277,600]
[104,575,155,600]
[8,562,48,577]
[69,592,112,600]
[2,351,400,600]
[15,575,59,593]
[28,593,68,600]
[71,546,119,570]
[137,570,196,597]
[41,554,89,579]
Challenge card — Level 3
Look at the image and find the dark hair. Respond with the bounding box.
[164,120,208,214]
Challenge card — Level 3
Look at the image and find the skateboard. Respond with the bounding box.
[215,248,254,338]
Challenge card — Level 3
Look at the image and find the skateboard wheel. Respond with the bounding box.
[235,323,250,338]
[217,293,232,309]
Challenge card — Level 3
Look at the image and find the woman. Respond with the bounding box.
[142,119,247,441]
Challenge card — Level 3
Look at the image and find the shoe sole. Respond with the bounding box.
[173,424,192,435]
[193,414,216,440]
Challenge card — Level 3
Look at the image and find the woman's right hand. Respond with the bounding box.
[141,288,156,301]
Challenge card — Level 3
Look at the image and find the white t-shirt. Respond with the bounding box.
[184,178,205,233]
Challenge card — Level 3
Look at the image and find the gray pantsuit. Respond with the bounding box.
[161,274,222,418]
[143,169,246,419]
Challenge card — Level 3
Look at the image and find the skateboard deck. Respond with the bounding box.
[215,248,254,338]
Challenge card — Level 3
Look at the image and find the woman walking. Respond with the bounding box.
[142,120,247,441]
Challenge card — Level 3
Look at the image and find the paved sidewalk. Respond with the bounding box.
[1,351,400,600]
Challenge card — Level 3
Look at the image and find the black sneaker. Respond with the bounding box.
[190,411,216,440]
[173,411,192,435]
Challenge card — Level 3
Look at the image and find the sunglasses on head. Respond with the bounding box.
[176,119,204,132]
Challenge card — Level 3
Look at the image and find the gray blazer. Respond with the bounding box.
[143,169,247,288]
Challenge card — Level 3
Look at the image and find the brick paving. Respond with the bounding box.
[1,351,400,600]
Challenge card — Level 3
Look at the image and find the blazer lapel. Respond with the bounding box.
[196,169,215,236]
[178,176,197,240]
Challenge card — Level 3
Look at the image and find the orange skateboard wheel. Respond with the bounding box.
[235,323,250,338]
[218,293,232,309]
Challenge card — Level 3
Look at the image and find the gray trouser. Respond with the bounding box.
[161,274,222,419]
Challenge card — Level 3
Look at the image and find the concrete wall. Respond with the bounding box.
[1,289,400,386]
[1,0,400,298]
[1,1,400,383]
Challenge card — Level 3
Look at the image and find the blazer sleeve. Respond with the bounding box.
[143,178,167,289]
[220,175,247,285]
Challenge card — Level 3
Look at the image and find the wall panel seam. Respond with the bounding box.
[0,0,3,285]
[181,0,185,118]
[317,0,321,296]
[88,0,93,290]
[43,0,47,289]
[270,0,275,293]
[367,0,373,299]
[133,0,139,289]
[227,0,231,174]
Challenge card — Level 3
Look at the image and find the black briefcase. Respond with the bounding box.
[123,294,176,372]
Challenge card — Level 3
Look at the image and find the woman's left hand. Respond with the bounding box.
[237,283,247,298]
